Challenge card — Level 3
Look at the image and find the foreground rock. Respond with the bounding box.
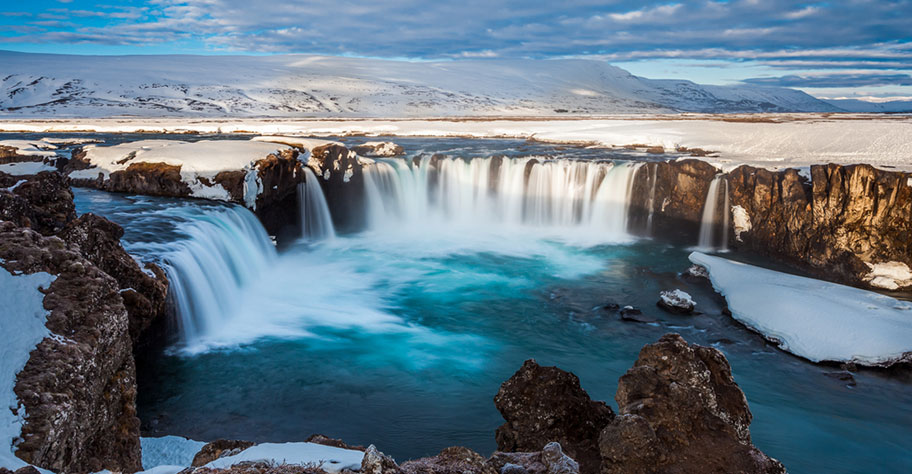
[599,334,785,474]
[0,223,141,472]
[0,171,75,235]
[494,360,615,473]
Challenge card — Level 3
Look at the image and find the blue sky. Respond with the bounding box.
[2,0,911,100]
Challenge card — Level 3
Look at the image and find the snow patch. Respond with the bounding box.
[864,261,912,290]
[690,252,912,366]
[187,179,231,201]
[252,135,336,151]
[0,139,57,157]
[0,266,57,470]
[0,162,57,176]
[141,436,206,470]
[204,442,364,473]
[731,205,752,242]
[2,179,27,192]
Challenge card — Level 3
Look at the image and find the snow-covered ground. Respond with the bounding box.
[69,138,336,204]
[0,266,56,471]
[138,437,364,474]
[690,252,912,366]
[0,51,837,117]
[2,116,910,172]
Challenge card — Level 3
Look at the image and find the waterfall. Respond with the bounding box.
[360,156,643,239]
[162,205,277,348]
[697,175,730,250]
[645,164,658,235]
[298,168,336,240]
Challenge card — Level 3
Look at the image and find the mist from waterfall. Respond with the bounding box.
[362,156,643,242]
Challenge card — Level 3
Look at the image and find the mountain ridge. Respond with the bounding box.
[0,50,843,117]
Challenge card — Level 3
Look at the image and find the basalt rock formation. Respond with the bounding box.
[629,160,912,288]
[0,222,142,473]
[494,360,615,474]
[67,145,306,236]
[599,334,785,474]
[0,171,170,472]
[0,171,75,235]
[493,335,783,474]
[59,213,169,342]
[1,171,169,344]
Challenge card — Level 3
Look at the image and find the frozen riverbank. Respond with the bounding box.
[1,115,910,172]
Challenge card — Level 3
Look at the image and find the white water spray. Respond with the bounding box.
[162,206,277,348]
[361,156,643,240]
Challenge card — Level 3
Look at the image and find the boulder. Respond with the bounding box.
[656,289,696,314]
[598,334,785,474]
[192,440,256,466]
[399,446,496,474]
[487,442,579,474]
[0,222,142,473]
[494,360,614,474]
[361,445,402,474]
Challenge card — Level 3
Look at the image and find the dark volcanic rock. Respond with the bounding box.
[628,160,719,243]
[494,360,615,474]
[192,439,256,466]
[0,171,75,235]
[400,446,496,474]
[59,213,169,342]
[106,162,193,197]
[656,289,696,314]
[598,334,785,474]
[0,222,141,473]
[305,434,367,452]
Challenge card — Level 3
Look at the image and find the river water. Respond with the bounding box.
[64,135,912,474]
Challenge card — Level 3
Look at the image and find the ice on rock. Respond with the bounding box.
[731,205,751,242]
[657,289,696,314]
[864,261,912,290]
[690,251,912,366]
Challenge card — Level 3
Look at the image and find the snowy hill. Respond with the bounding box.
[823,98,912,113]
[0,50,839,117]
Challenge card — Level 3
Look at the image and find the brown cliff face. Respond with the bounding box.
[629,159,912,287]
[628,159,719,244]
[59,213,169,343]
[0,171,75,235]
[0,222,142,473]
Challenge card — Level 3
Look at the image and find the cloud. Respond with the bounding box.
[0,0,909,78]
[743,73,912,88]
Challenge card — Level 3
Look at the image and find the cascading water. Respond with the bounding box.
[162,206,277,349]
[644,164,658,235]
[298,168,336,240]
[697,175,730,251]
[361,156,643,240]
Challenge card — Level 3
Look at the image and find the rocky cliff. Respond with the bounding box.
[629,160,912,289]
[1,170,168,472]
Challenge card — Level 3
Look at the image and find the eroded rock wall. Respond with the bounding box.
[0,223,142,473]
[629,160,912,287]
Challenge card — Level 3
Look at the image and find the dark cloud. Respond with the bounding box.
[1,0,911,88]
[743,73,912,88]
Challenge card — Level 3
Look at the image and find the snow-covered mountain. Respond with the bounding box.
[823,98,912,113]
[0,50,839,117]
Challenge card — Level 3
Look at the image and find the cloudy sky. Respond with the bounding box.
[2,0,911,100]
